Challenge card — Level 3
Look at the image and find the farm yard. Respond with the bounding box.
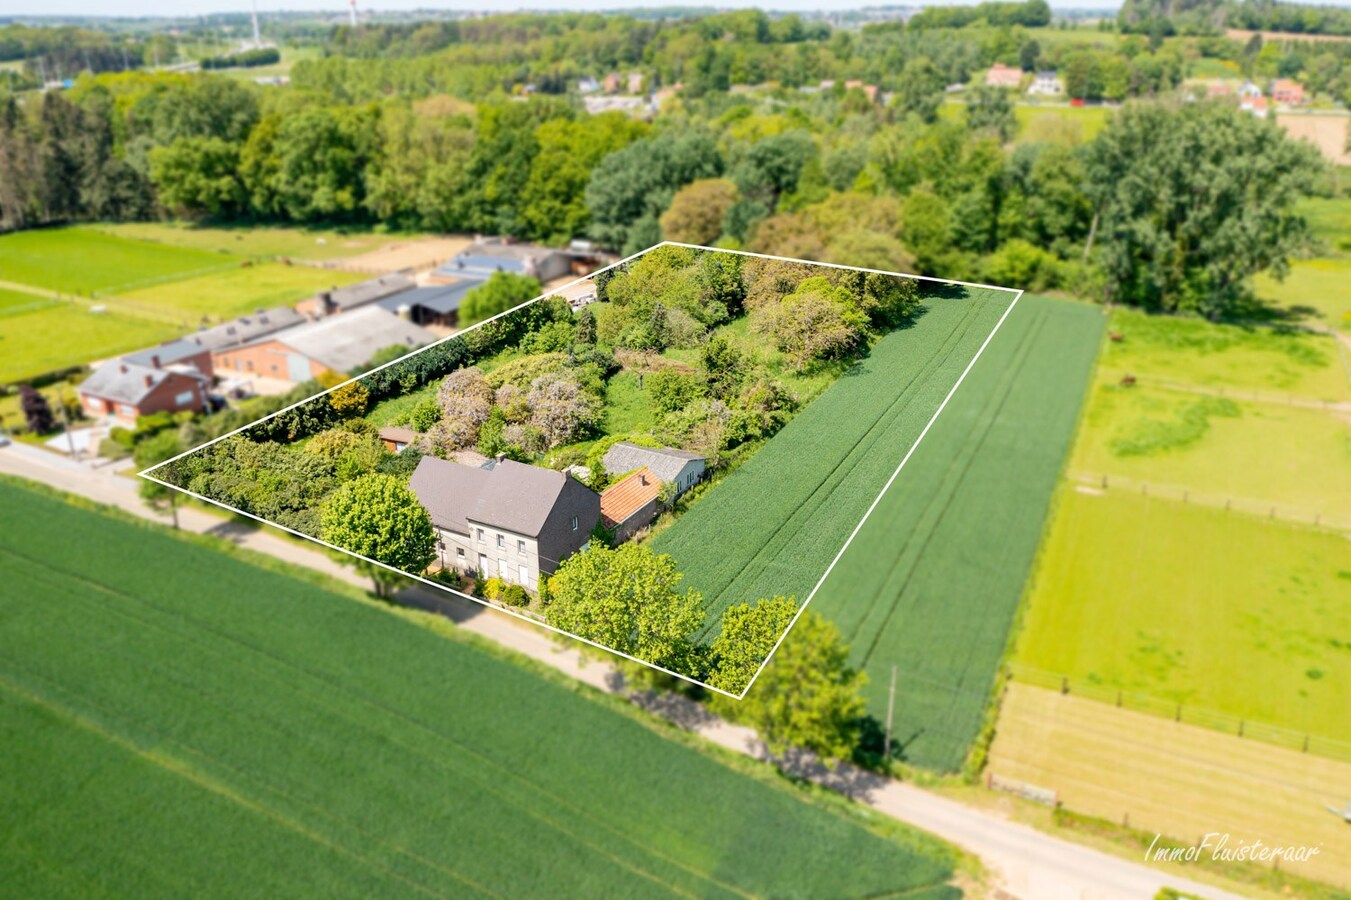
[651,286,1018,641]
[808,296,1104,771]
[0,477,963,899]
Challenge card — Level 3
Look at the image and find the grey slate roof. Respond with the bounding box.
[187,307,305,351]
[409,456,583,538]
[122,339,206,368]
[375,281,480,317]
[314,274,416,312]
[79,360,200,405]
[409,456,493,536]
[602,442,705,484]
[274,306,434,373]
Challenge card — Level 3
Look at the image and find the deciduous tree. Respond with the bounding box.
[320,473,436,598]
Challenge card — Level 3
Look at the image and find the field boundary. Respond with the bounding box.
[142,241,1021,701]
[1007,661,1351,762]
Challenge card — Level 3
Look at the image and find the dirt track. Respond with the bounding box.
[1278,113,1351,166]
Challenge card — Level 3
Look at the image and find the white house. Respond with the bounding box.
[1026,70,1062,96]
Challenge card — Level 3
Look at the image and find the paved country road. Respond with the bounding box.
[0,440,1245,900]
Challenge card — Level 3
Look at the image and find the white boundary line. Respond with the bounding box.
[140,242,1020,701]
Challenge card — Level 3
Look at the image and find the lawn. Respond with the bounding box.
[92,221,391,262]
[0,303,181,384]
[115,262,366,322]
[989,683,1351,890]
[1099,307,1350,401]
[1070,382,1351,519]
[1254,257,1351,330]
[1014,489,1351,740]
[807,296,1104,771]
[652,288,1018,644]
[0,227,239,296]
[1013,104,1112,145]
[0,477,962,899]
[0,287,58,318]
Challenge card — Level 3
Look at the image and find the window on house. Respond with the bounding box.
[456,548,464,559]
[517,539,525,554]
[477,528,484,542]
[518,564,529,585]
[496,534,504,548]
[174,390,195,405]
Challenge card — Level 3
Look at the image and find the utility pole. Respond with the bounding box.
[883,665,897,759]
[251,0,262,48]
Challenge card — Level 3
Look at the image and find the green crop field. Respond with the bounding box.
[808,296,1104,771]
[92,222,390,261]
[116,263,365,321]
[0,478,961,899]
[0,304,181,384]
[1014,489,1351,740]
[1070,383,1351,518]
[0,287,58,318]
[652,287,1017,638]
[0,227,238,296]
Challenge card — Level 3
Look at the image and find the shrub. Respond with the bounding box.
[499,584,530,606]
[408,399,441,432]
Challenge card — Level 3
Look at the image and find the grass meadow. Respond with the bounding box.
[0,477,962,899]
[1015,489,1351,740]
[0,303,180,384]
[0,227,237,296]
[808,296,1104,771]
[116,262,365,320]
[91,221,390,261]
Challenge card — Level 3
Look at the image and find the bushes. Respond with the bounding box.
[481,576,530,606]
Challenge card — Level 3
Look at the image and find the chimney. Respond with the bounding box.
[143,374,154,388]
[320,291,336,316]
[640,473,648,486]
[150,354,161,369]
[496,452,506,463]
[118,364,128,374]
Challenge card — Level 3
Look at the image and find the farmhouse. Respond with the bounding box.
[1272,78,1305,105]
[212,306,434,384]
[78,359,210,425]
[409,455,600,591]
[984,63,1023,88]
[184,307,305,352]
[601,442,706,497]
[294,274,416,318]
[599,466,664,543]
[1026,70,1062,96]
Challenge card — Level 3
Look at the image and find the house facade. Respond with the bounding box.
[409,456,600,591]
[79,361,210,426]
[1026,70,1062,96]
[984,63,1023,89]
[599,466,663,543]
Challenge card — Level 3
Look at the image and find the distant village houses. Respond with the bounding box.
[1026,70,1062,96]
[984,63,1023,89]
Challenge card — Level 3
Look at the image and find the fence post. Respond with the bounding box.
[1238,720,1244,738]
[1116,690,1122,708]
[1303,734,1309,753]
[1061,676,1069,695]
[1175,704,1181,723]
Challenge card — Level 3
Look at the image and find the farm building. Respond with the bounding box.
[121,338,214,380]
[184,307,305,353]
[78,360,210,426]
[599,466,664,543]
[1026,70,1062,96]
[378,426,417,454]
[409,455,600,591]
[375,282,479,328]
[601,442,706,497]
[294,274,416,318]
[436,237,575,283]
[984,63,1023,88]
[212,306,434,383]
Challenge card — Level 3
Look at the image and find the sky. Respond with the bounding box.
[0,0,1137,19]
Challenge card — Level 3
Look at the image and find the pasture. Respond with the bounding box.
[0,227,237,296]
[0,303,180,384]
[116,263,365,321]
[1099,307,1350,401]
[92,221,389,261]
[1255,258,1351,330]
[988,683,1351,889]
[807,296,1104,771]
[1070,383,1351,520]
[652,287,1017,636]
[0,478,962,899]
[1014,489,1351,740]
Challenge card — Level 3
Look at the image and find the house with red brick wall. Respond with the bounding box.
[1272,79,1305,106]
[78,361,209,426]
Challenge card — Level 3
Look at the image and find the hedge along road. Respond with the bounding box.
[652,285,1017,644]
[809,296,1105,772]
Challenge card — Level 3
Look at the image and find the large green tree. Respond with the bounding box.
[708,596,798,694]
[712,610,867,765]
[320,473,436,599]
[1084,100,1324,317]
[545,544,703,670]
